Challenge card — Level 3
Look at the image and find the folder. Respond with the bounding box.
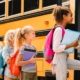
[61,29,80,53]
[61,29,80,45]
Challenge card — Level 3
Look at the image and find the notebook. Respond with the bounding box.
[21,49,36,61]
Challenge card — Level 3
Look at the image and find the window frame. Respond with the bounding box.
[0,0,5,19]
[24,0,40,15]
[0,0,64,20]
[8,0,21,17]
[42,4,57,11]
[42,0,58,10]
[24,0,57,15]
[7,13,21,19]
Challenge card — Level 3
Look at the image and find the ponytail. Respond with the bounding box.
[14,28,24,51]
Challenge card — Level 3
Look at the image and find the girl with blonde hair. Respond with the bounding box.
[2,30,17,80]
[15,26,37,80]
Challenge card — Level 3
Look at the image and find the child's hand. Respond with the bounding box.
[29,57,36,64]
[76,45,80,50]
[71,40,78,47]
[66,40,78,49]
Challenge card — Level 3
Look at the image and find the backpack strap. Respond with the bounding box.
[61,28,65,42]
[50,26,65,48]
[53,24,65,38]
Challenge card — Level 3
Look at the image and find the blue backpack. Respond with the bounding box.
[0,48,6,76]
[0,47,7,80]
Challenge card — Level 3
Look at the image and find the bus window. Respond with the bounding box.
[42,0,57,7]
[9,0,21,16]
[0,1,5,18]
[24,0,39,12]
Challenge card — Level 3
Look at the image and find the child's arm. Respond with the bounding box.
[53,27,78,53]
[65,40,78,49]
[2,46,11,64]
[15,53,36,66]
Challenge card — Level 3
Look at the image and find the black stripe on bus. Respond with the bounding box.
[36,29,50,37]
[0,29,51,41]
[0,36,4,41]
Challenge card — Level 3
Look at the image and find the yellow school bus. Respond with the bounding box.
[0,0,78,80]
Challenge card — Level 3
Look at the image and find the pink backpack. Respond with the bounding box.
[44,27,65,63]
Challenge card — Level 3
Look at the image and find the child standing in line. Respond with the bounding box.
[2,30,17,80]
[52,6,80,80]
[15,26,37,80]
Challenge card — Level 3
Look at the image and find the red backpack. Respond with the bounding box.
[9,50,21,77]
[44,27,65,63]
